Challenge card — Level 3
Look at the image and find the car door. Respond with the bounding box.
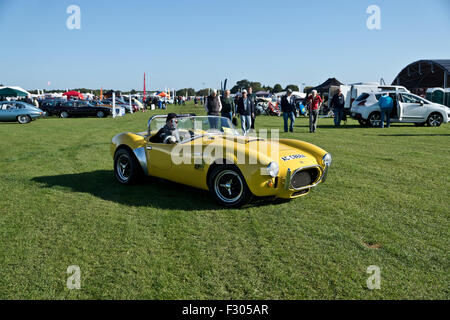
[145,141,174,172]
[0,103,10,120]
[0,102,17,121]
[398,93,428,121]
[61,101,75,115]
[79,101,94,116]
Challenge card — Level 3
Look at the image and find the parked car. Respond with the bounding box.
[40,99,64,116]
[329,83,410,116]
[350,91,450,127]
[0,101,44,124]
[111,114,331,207]
[102,99,133,113]
[57,100,112,118]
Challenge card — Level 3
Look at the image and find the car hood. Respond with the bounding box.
[217,135,320,166]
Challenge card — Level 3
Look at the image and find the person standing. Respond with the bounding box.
[247,87,257,130]
[307,90,322,133]
[220,90,235,121]
[378,93,394,128]
[205,89,222,129]
[330,89,345,127]
[236,89,254,135]
[280,89,296,132]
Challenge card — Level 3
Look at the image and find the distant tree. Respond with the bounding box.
[230,79,252,94]
[130,89,137,94]
[250,81,263,92]
[285,84,299,92]
[273,84,283,93]
[262,85,273,93]
[303,86,313,93]
[196,88,210,96]
[177,88,196,96]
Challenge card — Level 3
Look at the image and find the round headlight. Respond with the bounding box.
[322,153,332,167]
[267,162,279,177]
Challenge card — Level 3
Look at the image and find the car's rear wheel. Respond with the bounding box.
[97,111,105,118]
[368,112,381,127]
[114,148,142,184]
[17,115,31,124]
[427,113,443,127]
[208,165,252,207]
[60,111,69,118]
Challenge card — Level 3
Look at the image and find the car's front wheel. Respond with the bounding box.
[17,115,31,124]
[208,165,252,207]
[97,111,105,118]
[60,111,69,118]
[114,148,141,184]
[427,113,443,127]
[368,112,381,127]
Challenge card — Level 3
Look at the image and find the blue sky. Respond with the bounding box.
[1,0,449,91]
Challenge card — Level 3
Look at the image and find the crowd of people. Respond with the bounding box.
[201,86,347,135]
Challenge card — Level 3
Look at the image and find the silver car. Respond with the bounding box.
[0,101,44,124]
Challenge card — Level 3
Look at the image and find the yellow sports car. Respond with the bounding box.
[110,114,331,207]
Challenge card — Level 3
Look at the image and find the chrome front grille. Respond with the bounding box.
[290,167,320,190]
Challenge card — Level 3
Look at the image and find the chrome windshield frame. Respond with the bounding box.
[147,115,236,137]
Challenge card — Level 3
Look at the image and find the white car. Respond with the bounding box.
[350,91,450,127]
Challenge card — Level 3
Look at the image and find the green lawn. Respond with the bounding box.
[0,102,449,299]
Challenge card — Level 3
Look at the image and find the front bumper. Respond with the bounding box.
[275,164,328,198]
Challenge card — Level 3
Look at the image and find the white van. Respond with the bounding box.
[329,83,410,111]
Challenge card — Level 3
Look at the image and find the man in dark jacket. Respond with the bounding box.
[247,87,257,130]
[236,89,254,135]
[220,90,235,121]
[152,113,179,143]
[280,89,296,132]
[330,89,345,127]
[205,89,222,129]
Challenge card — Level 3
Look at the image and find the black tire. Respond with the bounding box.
[208,164,253,207]
[114,148,141,184]
[368,112,381,127]
[427,113,443,127]
[96,110,105,118]
[17,115,31,124]
[60,111,69,118]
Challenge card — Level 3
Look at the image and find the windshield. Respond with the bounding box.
[149,116,238,138]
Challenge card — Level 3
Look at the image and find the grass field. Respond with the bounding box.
[0,102,449,299]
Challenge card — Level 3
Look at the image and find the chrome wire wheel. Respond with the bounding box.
[60,111,69,118]
[97,111,105,118]
[427,113,442,127]
[17,115,31,124]
[369,113,381,127]
[116,154,132,182]
[214,170,244,204]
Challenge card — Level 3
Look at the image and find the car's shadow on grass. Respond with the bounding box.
[32,170,284,211]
